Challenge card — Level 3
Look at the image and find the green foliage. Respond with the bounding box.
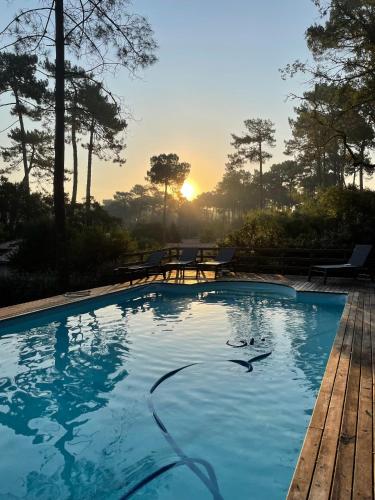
[146,153,190,243]
[263,161,300,208]
[68,201,122,230]
[227,118,276,208]
[284,1,375,188]
[11,218,56,271]
[285,84,375,191]
[79,82,127,212]
[0,52,50,190]
[299,187,375,246]
[2,128,54,181]
[103,185,164,225]
[167,222,181,243]
[224,187,375,249]
[3,3,158,73]
[0,272,62,308]
[224,210,286,248]
[68,226,136,272]
[200,226,217,243]
[12,217,136,273]
[0,177,51,241]
[80,81,127,163]
[130,221,164,249]
[228,118,276,168]
[0,53,48,112]
[146,154,190,189]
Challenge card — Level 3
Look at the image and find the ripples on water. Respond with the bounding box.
[0,284,345,499]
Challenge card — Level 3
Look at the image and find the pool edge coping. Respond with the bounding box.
[0,277,348,325]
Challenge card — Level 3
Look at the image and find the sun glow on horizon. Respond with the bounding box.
[180,180,197,201]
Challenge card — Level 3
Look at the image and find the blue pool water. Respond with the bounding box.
[0,282,346,499]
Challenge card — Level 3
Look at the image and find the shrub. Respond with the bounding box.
[224,211,287,248]
[68,226,136,272]
[11,218,57,271]
[224,187,375,249]
[0,272,59,307]
[130,222,164,249]
[11,218,137,272]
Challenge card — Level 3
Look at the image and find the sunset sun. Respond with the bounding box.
[180,180,196,201]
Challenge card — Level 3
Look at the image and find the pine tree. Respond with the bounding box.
[0,52,48,194]
[79,82,127,218]
[228,119,276,208]
[146,154,190,243]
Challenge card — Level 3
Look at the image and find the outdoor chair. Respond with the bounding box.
[164,248,199,279]
[196,247,236,279]
[115,250,166,285]
[308,244,373,284]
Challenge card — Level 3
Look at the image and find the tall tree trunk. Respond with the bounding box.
[14,89,30,194]
[359,143,365,192]
[85,119,95,219]
[259,141,263,209]
[317,154,322,188]
[340,168,345,188]
[54,0,66,276]
[359,165,364,191]
[162,181,168,244]
[29,145,35,174]
[341,140,346,187]
[71,90,78,209]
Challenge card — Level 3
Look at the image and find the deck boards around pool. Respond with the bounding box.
[0,271,374,499]
[286,286,374,500]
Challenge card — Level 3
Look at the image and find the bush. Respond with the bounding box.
[224,187,375,248]
[0,177,52,240]
[11,218,57,271]
[68,226,136,272]
[224,210,286,248]
[11,218,137,272]
[130,222,164,249]
[0,272,60,307]
[167,222,181,243]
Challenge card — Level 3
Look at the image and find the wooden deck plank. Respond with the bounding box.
[287,427,323,500]
[371,292,375,500]
[287,294,355,500]
[330,294,364,499]
[352,293,373,500]
[307,294,358,499]
[309,295,354,431]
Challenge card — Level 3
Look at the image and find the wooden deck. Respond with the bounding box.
[0,271,374,499]
[285,279,374,500]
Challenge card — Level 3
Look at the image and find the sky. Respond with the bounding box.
[1,0,319,201]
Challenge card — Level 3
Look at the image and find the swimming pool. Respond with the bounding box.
[0,282,346,499]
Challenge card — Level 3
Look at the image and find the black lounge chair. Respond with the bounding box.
[308,244,373,285]
[196,247,236,279]
[115,250,166,284]
[164,248,199,278]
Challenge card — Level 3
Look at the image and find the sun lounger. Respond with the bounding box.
[308,244,373,284]
[115,250,166,284]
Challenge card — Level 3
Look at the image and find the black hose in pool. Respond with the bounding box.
[226,340,247,348]
[120,352,272,499]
